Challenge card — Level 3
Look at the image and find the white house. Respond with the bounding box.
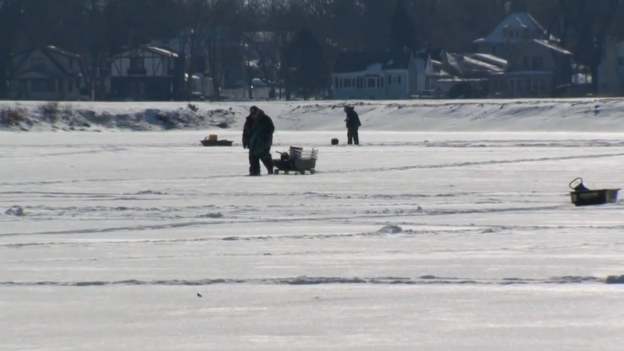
[111,45,179,78]
[414,51,439,93]
[331,50,436,100]
[108,44,183,100]
[473,12,560,60]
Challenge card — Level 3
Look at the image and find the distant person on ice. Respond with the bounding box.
[242,106,275,176]
[344,105,361,145]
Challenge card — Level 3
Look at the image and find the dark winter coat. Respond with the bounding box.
[242,111,275,156]
[345,108,361,129]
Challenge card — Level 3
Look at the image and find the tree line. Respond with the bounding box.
[0,0,622,100]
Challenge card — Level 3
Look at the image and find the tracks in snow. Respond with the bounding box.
[0,203,571,238]
[0,275,615,287]
[2,151,623,187]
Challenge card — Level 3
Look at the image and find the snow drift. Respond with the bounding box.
[1,98,624,132]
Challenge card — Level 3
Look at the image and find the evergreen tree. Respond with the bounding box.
[389,0,418,50]
[505,0,527,13]
[0,0,23,97]
[284,26,330,100]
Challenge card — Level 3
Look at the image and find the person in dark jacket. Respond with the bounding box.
[242,106,275,175]
[344,105,361,145]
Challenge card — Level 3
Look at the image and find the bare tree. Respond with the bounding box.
[0,0,24,97]
[182,0,244,101]
[241,31,285,99]
[242,51,260,99]
[557,0,621,92]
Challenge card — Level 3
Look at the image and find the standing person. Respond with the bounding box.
[242,106,275,176]
[344,105,361,145]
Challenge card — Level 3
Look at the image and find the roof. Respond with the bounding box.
[112,44,179,57]
[44,46,81,58]
[13,45,81,58]
[10,45,83,78]
[140,45,178,58]
[532,39,572,55]
[474,12,557,44]
[332,50,412,73]
[443,52,504,77]
[504,39,573,72]
[507,39,572,65]
[468,53,508,68]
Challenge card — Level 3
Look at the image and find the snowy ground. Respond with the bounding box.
[3,97,624,132]
[1,129,624,350]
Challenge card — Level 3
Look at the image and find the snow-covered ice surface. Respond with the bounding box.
[2,100,624,349]
[3,98,624,132]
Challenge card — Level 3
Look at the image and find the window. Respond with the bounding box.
[387,75,391,84]
[129,57,144,69]
[540,78,546,92]
[31,79,55,92]
[334,77,339,88]
[31,57,45,70]
[397,75,402,84]
[523,57,529,69]
[367,78,376,88]
[344,78,352,88]
[357,77,363,89]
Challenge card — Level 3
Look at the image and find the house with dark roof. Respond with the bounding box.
[489,39,573,97]
[108,44,186,101]
[331,50,435,99]
[9,46,86,100]
[474,12,559,60]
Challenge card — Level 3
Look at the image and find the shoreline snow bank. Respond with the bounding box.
[1,98,624,132]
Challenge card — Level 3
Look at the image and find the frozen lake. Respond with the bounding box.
[1,131,623,350]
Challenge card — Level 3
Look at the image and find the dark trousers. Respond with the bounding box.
[249,148,273,175]
[347,127,359,145]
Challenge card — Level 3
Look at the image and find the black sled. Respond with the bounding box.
[569,177,620,207]
[272,146,318,175]
[200,135,233,147]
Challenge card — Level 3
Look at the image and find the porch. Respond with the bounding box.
[10,71,84,100]
[490,71,553,97]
